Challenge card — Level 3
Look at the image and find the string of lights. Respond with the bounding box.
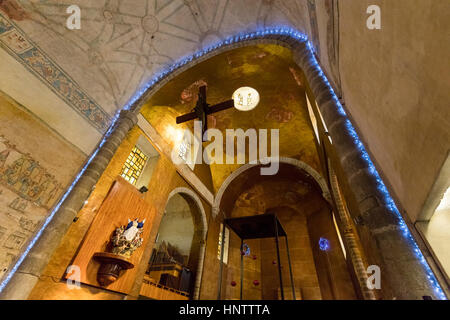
[0,27,446,300]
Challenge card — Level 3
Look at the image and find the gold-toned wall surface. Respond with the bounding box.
[222,180,322,300]
[140,44,321,193]
[28,125,216,300]
[0,90,85,283]
[216,178,356,300]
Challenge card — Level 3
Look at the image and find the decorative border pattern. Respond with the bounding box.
[0,12,110,133]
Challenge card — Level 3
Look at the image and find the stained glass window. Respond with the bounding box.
[120,146,148,185]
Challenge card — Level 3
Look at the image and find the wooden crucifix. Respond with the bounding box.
[176,86,234,141]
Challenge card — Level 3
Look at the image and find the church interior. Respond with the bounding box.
[0,0,448,301]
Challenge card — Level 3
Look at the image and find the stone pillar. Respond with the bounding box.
[293,43,442,299]
[0,110,138,300]
[329,165,376,300]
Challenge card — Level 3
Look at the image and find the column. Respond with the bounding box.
[292,43,443,300]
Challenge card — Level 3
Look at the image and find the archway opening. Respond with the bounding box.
[137,42,360,300]
[215,161,357,300]
[140,191,206,300]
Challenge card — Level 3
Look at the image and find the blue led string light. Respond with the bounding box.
[0,27,446,300]
[319,238,331,252]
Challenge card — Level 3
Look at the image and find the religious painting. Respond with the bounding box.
[0,91,85,284]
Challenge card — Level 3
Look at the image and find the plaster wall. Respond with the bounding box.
[417,207,450,280]
[338,0,450,222]
[157,193,195,258]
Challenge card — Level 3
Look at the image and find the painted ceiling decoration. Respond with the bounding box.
[0,0,318,132]
[0,11,111,132]
[140,44,321,192]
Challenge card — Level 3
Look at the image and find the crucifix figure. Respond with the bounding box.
[176,86,234,141]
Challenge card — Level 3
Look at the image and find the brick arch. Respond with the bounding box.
[163,187,207,300]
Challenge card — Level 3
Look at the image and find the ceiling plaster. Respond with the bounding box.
[2,0,312,121]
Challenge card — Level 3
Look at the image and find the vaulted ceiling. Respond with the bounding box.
[140,44,321,192]
[0,0,325,155]
[15,0,312,109]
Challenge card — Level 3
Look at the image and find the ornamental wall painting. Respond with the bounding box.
[0,135,63,209]
[0,134,63,282]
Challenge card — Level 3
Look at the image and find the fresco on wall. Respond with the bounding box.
[181,80,208,104]
[0,0,29,21]
[0,135,63,209]
[0,135,63,281]
[0,91,85,282]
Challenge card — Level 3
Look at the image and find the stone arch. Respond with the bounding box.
[212,157,331,218]
[163,187,208,300]
[132,32,309,111]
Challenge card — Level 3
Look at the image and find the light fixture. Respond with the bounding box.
[232,87,260,111]
[319,237,330,251]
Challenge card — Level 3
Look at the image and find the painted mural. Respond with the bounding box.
[0,135,63,208]
[0,134,63,282]
[141,44,321,192]
[0,91,85,283]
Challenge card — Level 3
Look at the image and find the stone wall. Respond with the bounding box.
[220,179,325,300]
[260,206,321,300]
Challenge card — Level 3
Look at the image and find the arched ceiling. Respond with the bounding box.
[1,0,447,222]
[218,163,326,218]
[1,0,313,115]
[140,44,321,192]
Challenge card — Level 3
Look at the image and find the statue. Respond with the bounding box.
[93,218,147,286]
[123,219,146,241]
[110,218,146,257]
